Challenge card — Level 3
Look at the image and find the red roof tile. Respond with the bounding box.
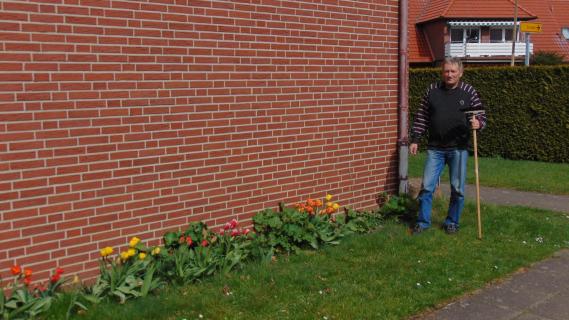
[519,0,569,59]
[409,0,433,63]
[418,0,536,24]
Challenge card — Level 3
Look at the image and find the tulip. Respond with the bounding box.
[129,237,141,248]
[120,251,130,261]
[186,236,193,246]
[243,228,251,235]
[72,275,81,284]
[55,267,64,275]
[231,229,239,237]
[138,252,147,260]
[326,194,333,201]
[333,203,340,210]
[51,273,61,284]
[24,268,33,278]
[127,248,136,257]
[229,219,238,229]
[151,247,161,256]
[23,277,31,286]
[201,239,209,247]
[10,265,21,276]
[100,246,113,257]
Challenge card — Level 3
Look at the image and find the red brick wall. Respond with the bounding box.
[0,0,400,281]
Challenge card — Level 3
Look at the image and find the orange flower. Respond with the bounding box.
[10,265,21,276]
[306,206,314,213]
[24,268,33,278]
[315,199,323,207]
[23,277,32,286]
[326,207,334,214]
[307,199,316,207]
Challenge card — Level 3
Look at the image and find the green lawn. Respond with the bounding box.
[47,201,569,320]
[408,153,569,195]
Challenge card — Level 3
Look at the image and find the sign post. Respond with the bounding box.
[520,22,543,66]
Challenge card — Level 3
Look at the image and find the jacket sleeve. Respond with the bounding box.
[470,87,487,130]
[410,86,432,143]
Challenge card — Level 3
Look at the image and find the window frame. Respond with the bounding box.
[450,27,481,44]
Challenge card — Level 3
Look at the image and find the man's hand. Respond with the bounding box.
[470,117,481,130]
[410,143,418,155]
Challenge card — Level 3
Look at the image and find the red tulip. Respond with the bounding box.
[186,236,193,246]
[51,273,61,284]
[23,277,31,286]
[10,265,21,276]
[231,229,239,237]
[229,219,238,229]
[55,267,64,275]
[201,239,209,247]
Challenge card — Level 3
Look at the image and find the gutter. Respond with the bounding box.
[398,0,410,194]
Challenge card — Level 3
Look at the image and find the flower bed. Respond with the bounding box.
[2,194,414,319]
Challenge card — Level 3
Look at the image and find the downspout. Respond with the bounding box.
[398,0,410,194]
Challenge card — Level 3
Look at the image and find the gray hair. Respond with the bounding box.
[442,57,463,71]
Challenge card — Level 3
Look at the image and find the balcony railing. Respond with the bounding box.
[445,42,533,58]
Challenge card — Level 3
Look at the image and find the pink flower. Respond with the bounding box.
[243,228,251,235]
[223,223,231,230]
[229,219,238,229]
[231,229,239,237]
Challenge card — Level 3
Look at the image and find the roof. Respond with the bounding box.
[408,0,569,63]
[409,0,433,63]
[417,0,536,24]
[516,0,569,59]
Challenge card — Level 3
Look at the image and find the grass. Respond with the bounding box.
[46,201,569,320]
[408,153,569,195]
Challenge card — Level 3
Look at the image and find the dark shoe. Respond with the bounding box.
[444,224,459,234]
[412,224,425,235]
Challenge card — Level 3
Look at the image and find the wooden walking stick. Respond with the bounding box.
[465,110,484,240]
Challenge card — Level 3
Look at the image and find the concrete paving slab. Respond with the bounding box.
[415,250,569,320]
[529,291,569,320]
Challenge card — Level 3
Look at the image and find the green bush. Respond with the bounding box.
[531,51,566,65]
[410,66,569,163]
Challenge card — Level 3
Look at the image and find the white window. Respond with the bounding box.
[450,27,481,43]
[490,27,515,43]
[562,27,569,40]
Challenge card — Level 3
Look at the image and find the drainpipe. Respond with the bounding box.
[398,0,410,194]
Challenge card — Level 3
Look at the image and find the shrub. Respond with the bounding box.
[531,51,566,65]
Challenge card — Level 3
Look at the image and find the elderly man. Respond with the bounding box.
[410,57,487,235]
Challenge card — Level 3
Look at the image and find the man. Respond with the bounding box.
[410,57,486,235]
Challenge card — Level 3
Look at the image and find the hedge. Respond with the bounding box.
[409,66,569,163]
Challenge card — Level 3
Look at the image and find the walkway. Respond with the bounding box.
[411,181,569,320]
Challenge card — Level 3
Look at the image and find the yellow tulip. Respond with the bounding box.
[325,194,333,201]
[129,237,141,248]
[120,251,130,261]
[151,247,161,256]
[333,203,340,210]
[100,246,113,257]
[127,248,136,257]
[138,253,147,260]
[326,202,333,207]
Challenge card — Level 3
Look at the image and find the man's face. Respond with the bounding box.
[442,62,463,88]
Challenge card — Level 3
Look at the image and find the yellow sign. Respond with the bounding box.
[520,22,543,33]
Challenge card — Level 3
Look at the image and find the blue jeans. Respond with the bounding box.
[416,149,468,229]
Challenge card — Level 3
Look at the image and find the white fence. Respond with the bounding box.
[445,42,533,58]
